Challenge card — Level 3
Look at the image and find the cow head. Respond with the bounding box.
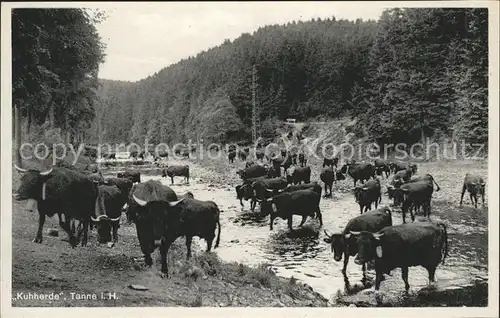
[131,195,185,247]
[409,164,418,175]
[92,185,121,244]
[15,165,53,211]
[350,231,384,265]
[334,170,346,181]
[323,230,351,262]
[259,197,277,217]
[286,174,294,185]
[236,170,246,179]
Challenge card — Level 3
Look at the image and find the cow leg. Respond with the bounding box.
[459,185,466,206]
[299,215,307,227]
[269,216,275,230]
[482,193,485,206]
[33,211,46,243]
[239,199,244,207]
[81,219,89,247]
[401,266,410,293]
[410,206,415,222]
[112,222,119,243]
[171,177,174,185]
[342,252,349,274]
[287,216,293,231]
[317,209,323,226]
[251,199,256,212]
[427,266,436,283]
[160,239,172,278]
[375,270,383,291]
[361,263,367,285]
[471,193,477,208]
[185,236,193,259]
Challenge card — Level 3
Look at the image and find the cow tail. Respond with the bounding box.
[438,222,448,265]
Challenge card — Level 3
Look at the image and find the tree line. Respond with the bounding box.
[13,8,488,161]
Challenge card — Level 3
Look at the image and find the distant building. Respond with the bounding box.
[286,118,296,123]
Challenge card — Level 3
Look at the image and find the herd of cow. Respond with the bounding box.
[13,146,486,293]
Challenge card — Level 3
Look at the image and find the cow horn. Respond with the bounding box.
[471,182,477,185]
[323,230,332,239]
[167,199,184,207]
[39,167,53,176]
[14,164,28,173]
[373,233,384,240]
[132,194,148,207]
[480,181,485,185]
[362,187,368,191]
[91,214,107,222]
[387,185,394,190]
[265,188,273,194]
[349,231,361,236]
[266,197,273,202]
[344,233,351,239]
[108,216,121,222]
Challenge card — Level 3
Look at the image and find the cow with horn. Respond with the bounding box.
[14,165,98,248]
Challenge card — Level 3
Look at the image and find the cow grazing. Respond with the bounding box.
[228,150,236,163]
[162,165,190,184]
[323,157,339,168]
[339,162,376,187]
[460,173,486,208]
[260,189,323,230]
[278,181,322,196]
[353,178,382,214]
[131,195,221,277]
[236,164,268,180]
[126,180,178,267]
[252,177,288,202]
[323,207,393,280]
[287,166,311,185]
[350,221,448,292]
[93,184,125,245]
[14,165,98,248]
[374,159,391,178]
[235,176,267,211]
[117,170,141,184]
[298,153,307,167]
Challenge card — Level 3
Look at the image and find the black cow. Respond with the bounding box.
[181,149,190,158]
[393,181,435,223]
[156,151,169,160]
[280,149,287,157]
[267,165,281,178]
[339,162,376,187]
[93,184,125,245]
[390,162,418,175]
[117,170,141,184]
[238,149,248,161]
[130,195,221,277]
[460,173,486,208]
[278,181,322,196]
[260,189,323,230]
[252,177,288,202]
[256,150,265,161]
[350,221,448,292]
[126,180,178,266]
[323,207,393,281]
[298,153,307,167]
[281,156,293,174]
[374,159,391,178]
[323,157,339,168]
[320,167,345,197]
[235,176,267,211]
[129,150,138,159]
[237,164,267,180]
[353,178,382,214]
[228,150,236,163]
[287,166,311,185]
[14,165,98,248]
[162,165,189,184]
[389,173,440,211]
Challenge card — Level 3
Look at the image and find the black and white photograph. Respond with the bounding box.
[1,1,498,316]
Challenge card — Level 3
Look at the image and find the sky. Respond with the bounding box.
[95,2,387,82]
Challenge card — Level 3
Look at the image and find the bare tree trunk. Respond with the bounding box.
[15,105,22,167]
[49,102,55,129]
